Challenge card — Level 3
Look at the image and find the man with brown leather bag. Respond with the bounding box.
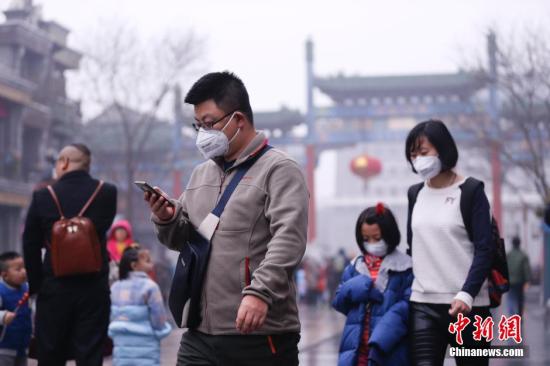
[22,144,117,365]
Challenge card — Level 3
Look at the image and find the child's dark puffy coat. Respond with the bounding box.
[332,249,413,366]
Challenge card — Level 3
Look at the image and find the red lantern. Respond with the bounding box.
[350,154,382,180]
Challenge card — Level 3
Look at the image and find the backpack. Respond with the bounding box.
[407,177,509,308]
[47,181,104,277]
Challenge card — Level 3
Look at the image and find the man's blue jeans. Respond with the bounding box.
[507,284,525,317]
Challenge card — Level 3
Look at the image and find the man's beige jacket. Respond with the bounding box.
[153,132,309,335]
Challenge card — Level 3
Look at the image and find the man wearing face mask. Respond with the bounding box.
[144,71,309,365]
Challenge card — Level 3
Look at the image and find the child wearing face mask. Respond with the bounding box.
[108,246,171,366]
[332,204,413,366]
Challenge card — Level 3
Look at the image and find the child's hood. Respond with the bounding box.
[108,219,134,241]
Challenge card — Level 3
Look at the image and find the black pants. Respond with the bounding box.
[410,302,491,366]
[177,330,300,366]
[35,287,110,366]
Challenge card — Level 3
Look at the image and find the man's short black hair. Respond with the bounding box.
[69,143,91,158]
[0,251,21,272]
[512,236,521,248]
[405,119,459,173]
[68,143,92,171]
[184,71,254,125]
[355,204,401,255]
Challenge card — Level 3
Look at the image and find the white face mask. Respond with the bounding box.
[364,240,388,257]
[195,113,239,160]
[413,155,442,181]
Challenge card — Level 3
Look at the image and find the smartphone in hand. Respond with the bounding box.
[134,181,174,206]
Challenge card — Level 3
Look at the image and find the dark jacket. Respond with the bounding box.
[406,179,493,302]
[332,250,413,366]
[22,170,117,295]
[507,248,531,286]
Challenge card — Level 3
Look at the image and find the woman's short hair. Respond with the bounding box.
[405,119,459,173]
[355,204,401,254]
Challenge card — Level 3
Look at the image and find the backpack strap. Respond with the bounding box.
[458,177,484,242]
[78,181,104,217]
[406,182,424,255]
[211,145,271,218]
[197,145,272,241]
[47,186,65,219]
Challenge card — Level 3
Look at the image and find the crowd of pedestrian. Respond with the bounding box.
[0,72,537,366]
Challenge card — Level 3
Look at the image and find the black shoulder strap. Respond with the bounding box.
[406,182,424,255]
[212,145,272,217]
[459,177,484,242]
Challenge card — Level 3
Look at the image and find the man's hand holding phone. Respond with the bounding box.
[136,181,175,221]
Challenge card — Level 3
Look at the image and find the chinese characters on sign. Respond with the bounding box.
[448,314,522,345]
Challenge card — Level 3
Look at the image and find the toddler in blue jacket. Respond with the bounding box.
[333,203,413,366]
[0,252,31,366]
[109,246,171,366]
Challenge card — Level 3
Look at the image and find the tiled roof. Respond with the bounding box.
[316,72,486,99]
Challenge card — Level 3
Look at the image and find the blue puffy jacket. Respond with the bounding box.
[109,305,171,366]
[109,272,172,366]
[332,249,413,366]
[0,281,31,357]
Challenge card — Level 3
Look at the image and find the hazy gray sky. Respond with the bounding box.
[1,0,547,198]
[4,0,549,115]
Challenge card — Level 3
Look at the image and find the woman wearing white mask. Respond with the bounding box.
[405,120,494,366]
[333,203,413,366]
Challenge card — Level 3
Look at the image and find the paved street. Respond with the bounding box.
[28,286,550,365]
[475,285,550,366]
[156,303,345,365]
